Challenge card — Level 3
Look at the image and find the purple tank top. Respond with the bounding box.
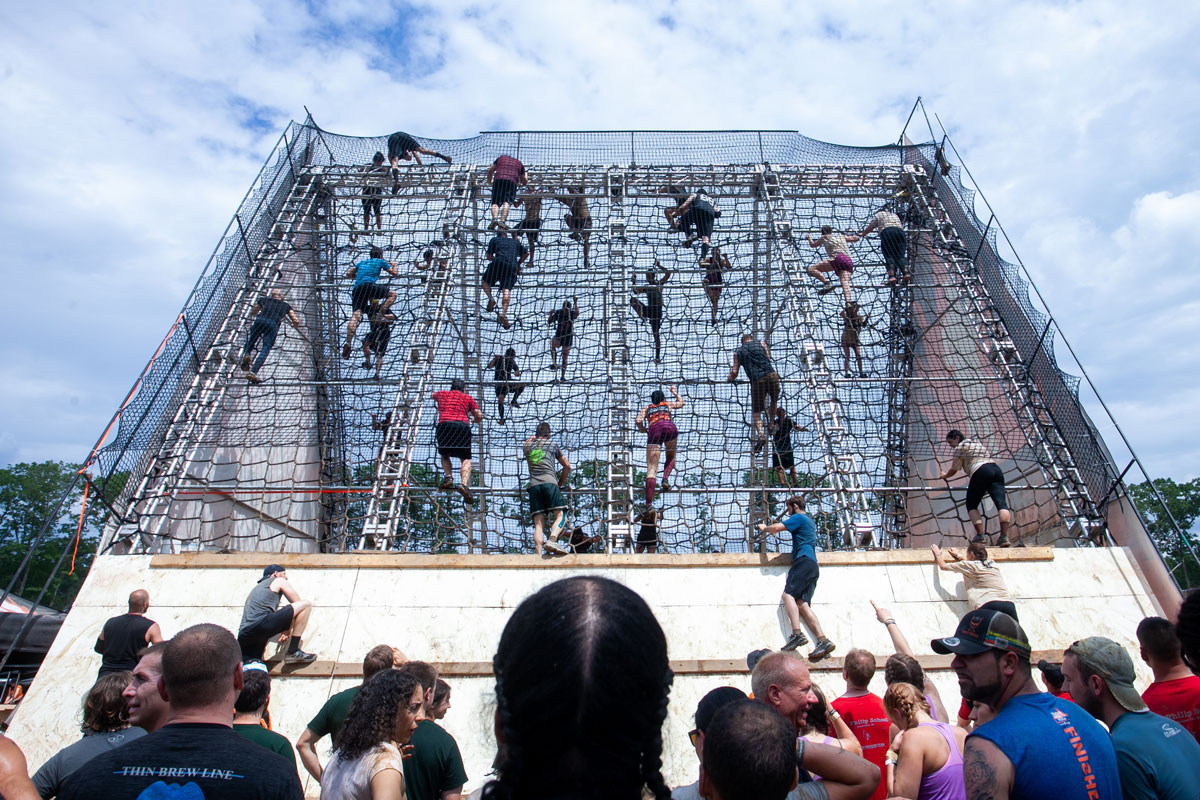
[916,722,965,800]
[926,693,940,722]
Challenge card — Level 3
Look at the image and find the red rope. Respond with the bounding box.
[69,481,90,575]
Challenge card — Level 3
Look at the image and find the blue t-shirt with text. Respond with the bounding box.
[784,512,816,563]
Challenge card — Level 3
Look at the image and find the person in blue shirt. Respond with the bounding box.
[342,245,399,359]
[756,495,836,662]
[931,609,1122,800]
[1062,636,1200,800]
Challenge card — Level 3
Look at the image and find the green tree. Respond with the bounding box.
[1127,477,1200,588]
[0,461,120,611]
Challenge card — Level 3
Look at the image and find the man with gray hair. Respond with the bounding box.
[1062,636,1200,800]
[59,623,303,799]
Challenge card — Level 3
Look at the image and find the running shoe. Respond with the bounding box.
[781,631,809,651]
[809,638,836,662]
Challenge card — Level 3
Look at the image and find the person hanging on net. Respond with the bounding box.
[483,230,528,330]
[727,334,781,453]
[486,154,527,230]
[239,288,307,384]
[361,306,396,380]
[523,421,573,556]
[359,150,387,233]
[860,203,907,284]
[432,378,483,503]
[938,428,1012,547]
[772,406,802,487]
[807,225,861,301]
[756,495,837,662]
[630,263,671,363]
[668,188,718,265]
[548,297,579,381]
[387,131,451,193]
[840,301,869,377]
[634,385,684,506]
[633,507,660,554]
[486,347,525,425]
[514,191,543,268]
[556,185,592,268]
[703,245,730,326]
[342,245,399,359]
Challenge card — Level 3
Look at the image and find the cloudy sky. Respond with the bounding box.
[1,1,1198,484]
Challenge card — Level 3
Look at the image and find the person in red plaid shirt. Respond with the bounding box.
[432,379,483,503]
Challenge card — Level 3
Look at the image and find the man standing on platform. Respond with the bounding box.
[236,565,316,664]
[728,334,781,452]
[756,495,836,662]
[95,589,163,677]
[831,649,890,800]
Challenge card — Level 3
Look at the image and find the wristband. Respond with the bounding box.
[885,757,897,766]
[828,709,841,720]
[885,619,896,626]
[795,737,806,765]
[885,749,899,762]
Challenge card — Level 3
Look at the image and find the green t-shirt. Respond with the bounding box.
[233,723,297,767]
[307,686,359,746]
[404,720,467,800]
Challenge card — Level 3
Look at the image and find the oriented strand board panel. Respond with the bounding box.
[6,548,1161,798]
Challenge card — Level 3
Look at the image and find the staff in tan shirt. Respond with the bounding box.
[932,542,1017,621]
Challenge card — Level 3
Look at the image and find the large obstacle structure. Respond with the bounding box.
[67,123,1180,582]
[3,116,1195,799]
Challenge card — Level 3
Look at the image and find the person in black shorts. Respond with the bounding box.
[236,565,316,664]
[514,193,543,267]
[630,264,671,363]
[668,189,718,265]
[556,185,592,268]
[772,407,802,487]
[361,308,396,380]
[360,151,387,232]
[239,288,307,384]
[387,131,451,193]
[487,155,527,230]
[939,429,1012,546]
[548,297,579,381]
[633,507,660,554]
[703,246,729,325]
[431,379,484,502]
[486,347,525,424]
[343,246,400,359]
[483,231,528,330]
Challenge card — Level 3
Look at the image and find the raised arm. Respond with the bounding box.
[658,268,672,285]
[486,355,500,370]
[807,234,821,248]
[675,193,697,214]
[344,265,358,280]
[844,234,861,244]
[931,544,953,572]
[666,385,684,409]
[872,600,914,657]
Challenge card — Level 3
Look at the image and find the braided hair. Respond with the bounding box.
[884,652,927,691]
[334,669,421,763]
[482,576,673,800]
[883,682,931,730]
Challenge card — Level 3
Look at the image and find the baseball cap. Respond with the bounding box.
[746,648,772,672]
[262,564,286,579]
[1066,637,1147,713]
[1036,659,1065,685]
[931,608,1031,659]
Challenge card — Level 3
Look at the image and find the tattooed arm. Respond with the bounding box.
[963,736,1014,800]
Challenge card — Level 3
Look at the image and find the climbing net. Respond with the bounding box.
[89,126,1113,555]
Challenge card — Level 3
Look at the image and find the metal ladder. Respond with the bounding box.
[360,164,475,549]
[124,171,327,547]
[604,167,634,552]
[757,165,878,548]
[904,167,1101,539]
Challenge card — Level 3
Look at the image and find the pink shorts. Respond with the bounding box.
[647,420,678,445]
[832,252,854,273]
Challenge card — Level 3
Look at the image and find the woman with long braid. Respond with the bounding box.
[882,683,967,800]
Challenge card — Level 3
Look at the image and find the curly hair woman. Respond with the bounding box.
[321,669,423,800]
[882,682,967,800]
[482,575,673,800]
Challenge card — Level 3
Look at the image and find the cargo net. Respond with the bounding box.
[94,127,1102,555]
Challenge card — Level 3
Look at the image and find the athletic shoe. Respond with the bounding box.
[284,649,317,664]
[246,372,261,384]
[362,360,371,370]
[510,399,521,408]
[457,483,475,503]
[996,535,1012,547]
[817,283,837,295]
[488,220,498,230]
[239,355,251,371]
[752,437,767,454]
[545,538,569,555]
[971,532,987,544]
[781,631,809,651]
[438,477,454,490]
[809,638,836,662]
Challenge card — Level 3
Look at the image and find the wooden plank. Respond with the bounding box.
[262,650,1068,679]
[152,547,1055,571]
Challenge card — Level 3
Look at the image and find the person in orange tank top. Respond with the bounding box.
[634,385,684,506]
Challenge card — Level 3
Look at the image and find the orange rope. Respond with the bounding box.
[69,481,90,575]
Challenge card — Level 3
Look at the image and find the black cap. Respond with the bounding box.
[262,564,285,579]
[931,608,1031,659]
[1036,659,1064,685]
[746,648,772,672]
